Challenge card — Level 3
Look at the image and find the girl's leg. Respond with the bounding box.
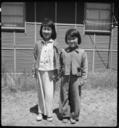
[36,71,46,120]
[59,76,70,119]
[37,71,46,114]
[69,76,81,120]
[41,71,54,117]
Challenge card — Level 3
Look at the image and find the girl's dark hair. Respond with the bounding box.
[40,18,57,40]
[65,29,81,45]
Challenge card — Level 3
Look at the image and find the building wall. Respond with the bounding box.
[1,23,118,73]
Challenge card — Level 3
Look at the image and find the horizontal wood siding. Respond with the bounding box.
[15,36,34,48]
[95,35,110,49]
[2,32,14,48]
[94,51,108,70]
[1,23,117,73]
[1,49,14,72]
[16,49,34,72]
[111,27,117,50]
[25,23,35,37]
[56,25,75,49]
[36,24,42,41]
[83,35,94,49]
[85,50,93,72]
[111,51,117,70]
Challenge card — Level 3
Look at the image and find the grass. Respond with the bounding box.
[1,68,117,93]
[1,67,36,92]
[84,69,117,90]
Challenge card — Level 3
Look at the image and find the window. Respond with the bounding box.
[36,1,55,22]
[1,2,25,32]
[84,3,112,33]
[57,1,75,24]
[26,2,35,22]
[77,1,84,24]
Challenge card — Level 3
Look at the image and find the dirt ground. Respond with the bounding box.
[1,87,117,127]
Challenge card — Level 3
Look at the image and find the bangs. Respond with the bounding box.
[43,23,52,28]
[40,18,56,40]
[70,30,79,38]
[42,19,53,28]
[65,28,81,44]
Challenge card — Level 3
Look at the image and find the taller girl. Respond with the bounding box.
[33,18,59,122]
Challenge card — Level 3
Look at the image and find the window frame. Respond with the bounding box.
[1,2,25,32]
[84,2,112,34]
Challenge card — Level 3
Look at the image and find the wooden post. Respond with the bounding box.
[110,29,113,69]
[107,3,114,69]
[34,2,37,43]
[107,29,112,69]
[13,31,16,74]
[55,1,57,30]
[75,0,77,29]
[92,33,96,72]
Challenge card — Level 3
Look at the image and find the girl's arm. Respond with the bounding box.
[81,51,88,84]
[54,45,60,69]
[33,42,38,78]
[33,42,38,61]
[59,50,65,77]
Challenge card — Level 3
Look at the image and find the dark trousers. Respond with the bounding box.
[59,75,82,119]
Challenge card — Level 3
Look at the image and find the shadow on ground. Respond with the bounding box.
[30,105,62,120]
[30,104,38,114]
[53,108,62,120]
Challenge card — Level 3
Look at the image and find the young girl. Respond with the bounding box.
[33,18,59,122]
[59,29,88,124]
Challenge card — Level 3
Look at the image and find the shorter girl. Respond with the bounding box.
[59,29,88,124]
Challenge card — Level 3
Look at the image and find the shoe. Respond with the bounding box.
[36,114,42,121]
[70,118,76,124]
[75,118,79,121]
[47,117,53,122]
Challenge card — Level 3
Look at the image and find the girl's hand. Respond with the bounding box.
[78,78,84,86]
[32,67,37,78]
[58,68,64,78]
[79,80,84,85]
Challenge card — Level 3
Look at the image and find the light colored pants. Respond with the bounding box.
[37,70,54,117]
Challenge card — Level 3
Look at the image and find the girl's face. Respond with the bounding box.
[42,26,52,41]
[67,36,78,48]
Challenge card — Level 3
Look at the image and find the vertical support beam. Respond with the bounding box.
[34,2,37,43]
[107,3,113,69]
[107,31,112,69]
[55,1,57,30]
[92,33,96,72]
[25,21,26,34]
[110,29,113,69]
[75,0,77,29]
[13,31,16,75]
[33,2,37,68]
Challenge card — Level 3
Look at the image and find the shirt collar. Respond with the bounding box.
[65,46,79,53]
[41,39,54,45]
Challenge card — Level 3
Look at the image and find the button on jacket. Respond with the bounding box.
[60,47,88,82]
